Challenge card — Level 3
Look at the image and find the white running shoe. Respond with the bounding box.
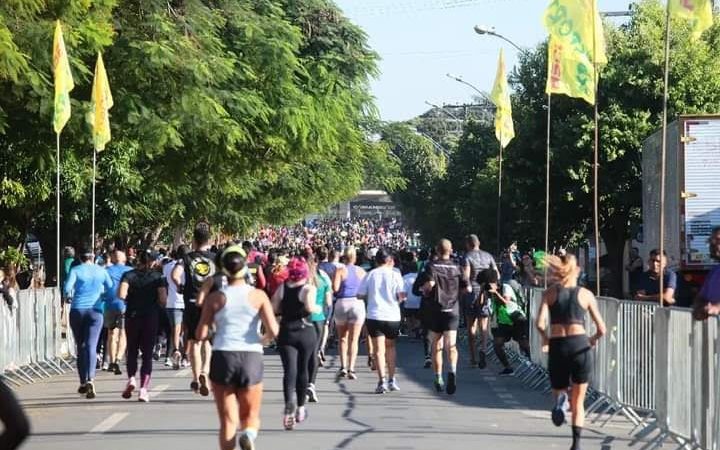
[388,379,400,392]
[138,388,150,403]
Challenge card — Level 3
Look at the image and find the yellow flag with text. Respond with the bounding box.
[52,20,74,134]
[90,53,113,151]
[544,0,607,104]
[490,49,515,149]
[669,0,713,39]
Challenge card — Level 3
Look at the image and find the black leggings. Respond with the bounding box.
[309,320,325,384]
[278,321,317,408]
[0,379,30,450]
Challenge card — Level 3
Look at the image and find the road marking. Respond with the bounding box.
[497,393,515,399]
[150,384,170,398]
[174,368,191,378]
[87,412,129,434]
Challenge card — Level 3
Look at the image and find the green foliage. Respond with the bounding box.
[0,246,29,271]
[0,0,381,275]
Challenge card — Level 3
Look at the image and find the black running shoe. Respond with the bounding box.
[446,372,457,395]
[478,353,486,369]
[190,381,199,392]
[113,363,122,376]
[199,374,210,396]
[78,384,88,394]
[85,381,96,399]
[499,367,514,376]
[434,379,444,393]
[424,356,432,369]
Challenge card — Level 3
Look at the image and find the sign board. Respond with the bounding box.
[683,119,720,267]
[349,201,400,217]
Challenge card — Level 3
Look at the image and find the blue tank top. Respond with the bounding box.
[212,284,263,352]
[337,264,361,298]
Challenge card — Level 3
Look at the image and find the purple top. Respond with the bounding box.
[700,265,720,304]
[337,264,361,298]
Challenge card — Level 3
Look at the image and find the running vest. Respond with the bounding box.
[280,283,310,323]
[550,286,586,325]
[337,264,361,298]
[213,284,263,352]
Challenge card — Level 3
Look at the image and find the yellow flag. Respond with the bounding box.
[544,0,607,104]
[90,53,113,151]
[53,20,74,134]
[490,49,514,149]
[669,0,713,39]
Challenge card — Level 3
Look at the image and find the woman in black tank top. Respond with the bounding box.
[535,254,606,450]
[271,258,320,431]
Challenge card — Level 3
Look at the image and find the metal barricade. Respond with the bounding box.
[1,287,74,384]
[616,300,658,412]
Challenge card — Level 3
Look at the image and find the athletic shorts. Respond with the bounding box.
[333,298,366,325]
[548,335,593,390]
[210,350,264,389]
[402,307,421,319]
[462,290,491,318]
[183,303,201,341]
[103,310,124,330]
[166,308,183,329]
[427,311,460,333]
[366,319,401,340]
[493,322,528,342]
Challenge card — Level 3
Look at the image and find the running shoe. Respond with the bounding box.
[113,363,123,376]
[551,392,569,427]
[238,432,256,450]
[102,361,110,371]
[152,349,160,361]
[283,414,296,431]
[164,358,172,367]
[434,378,445,393]
[370,357,377,371]
[446,372,457,395]
[199,374,210,396]
[478,352,487,369]
[306,384,319,403]
[375,381,389,394]
[347,370,358,380]
[181,358,190,368]
[424,356,432,368]
[172,351,181,370]
[499,367,514,376]
[190,380,199,393]
[295,406,308,423]
[122,378,136,399]
[336,368,348,380]
[319,350,326,364]
[138,388,150,403]
[85,381,96,399]
[77,383,88,395]
[388,379,400,392]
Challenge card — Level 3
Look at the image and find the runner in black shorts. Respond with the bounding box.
[358,249,406,394]
[414,239,467,395]
[462,235,499,369]
[172,223,216,395]
[535,254,605,450]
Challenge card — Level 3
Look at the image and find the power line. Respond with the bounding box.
[341,0,530,18]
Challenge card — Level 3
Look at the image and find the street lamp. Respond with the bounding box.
[445,73,493,105]
[424,100,462,121]
[473,25,528,55]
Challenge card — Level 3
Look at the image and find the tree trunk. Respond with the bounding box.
[600,216,630,299]
[144,223,166,248]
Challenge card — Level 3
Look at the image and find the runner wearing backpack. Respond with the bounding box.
[172,223,217,395]
[478,268,531,376]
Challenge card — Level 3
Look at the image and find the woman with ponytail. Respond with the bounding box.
[197,246,278,450]
[535,253,606,450]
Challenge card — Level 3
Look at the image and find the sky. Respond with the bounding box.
[334,0,634,121]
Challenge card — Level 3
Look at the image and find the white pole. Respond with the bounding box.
[92,148,96,255]
[56,133,61,287]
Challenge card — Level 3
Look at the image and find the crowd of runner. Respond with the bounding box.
[12,218,715,450]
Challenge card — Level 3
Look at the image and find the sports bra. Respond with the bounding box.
[549,286,586,325]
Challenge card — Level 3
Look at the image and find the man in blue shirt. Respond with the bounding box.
[103,250,133,375]
[64,247,113,399]
[694,227,720,320]
[635,250,676,306]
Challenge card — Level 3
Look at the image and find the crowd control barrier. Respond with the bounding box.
[510,287,718,450]
[0,288,75,385]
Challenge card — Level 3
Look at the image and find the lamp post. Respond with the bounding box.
[473,25,529,56]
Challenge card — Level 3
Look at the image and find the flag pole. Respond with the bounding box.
[91,148,96,255]
[593,1,602,297]
[544,94,551,289]
[658,6,671,307]
[497,143,503,256]
[56,133,61,287]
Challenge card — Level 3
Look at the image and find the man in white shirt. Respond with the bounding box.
[358,249,406,394]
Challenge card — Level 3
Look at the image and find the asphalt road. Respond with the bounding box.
[14,337,647,450]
